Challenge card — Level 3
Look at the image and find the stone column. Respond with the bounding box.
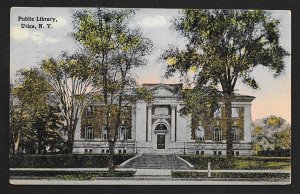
[171,104,176,142]
[244,104,252,142]
[147,104,152,142]
[74,107,81,140]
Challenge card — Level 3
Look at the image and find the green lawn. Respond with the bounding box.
[180,155,291,170]
[172,171,290,179]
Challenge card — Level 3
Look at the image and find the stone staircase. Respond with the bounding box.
[121,154,192,169]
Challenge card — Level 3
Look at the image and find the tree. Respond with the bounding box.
[161,10,289,157]
[275,127,291,150]
[10,68,63,154]
[253,115,290,138]
[40,52,96,153]
[252,115,291,151]
[71,8,153,172]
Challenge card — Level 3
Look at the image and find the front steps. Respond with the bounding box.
[121,154,193,170]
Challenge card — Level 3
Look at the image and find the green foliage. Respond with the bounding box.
[10,170,135,179]
[275,128,291,149]
[40,52,99,153]
[172,171,290,179]
[163,10,289,85]
[135,86,154,103]
[179,154,291,170]
[179,85,219,118]
[267,115,281,126]
[10,68,63,154]
[71,8,153,171]
[252,115,291,151]
[252,126,263,137]
[162,10,289,156]
[179,155,235,169]
[9,154,135,168]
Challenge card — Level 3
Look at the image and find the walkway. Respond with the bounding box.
[10,179,290,185]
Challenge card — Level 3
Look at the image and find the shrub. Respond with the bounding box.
[10,170,135,179]
[9,154,135,168]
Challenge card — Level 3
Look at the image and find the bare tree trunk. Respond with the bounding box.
[66,131,74,153]
[108,140,115,173]
[14,133,20,154]
[224,93,233,158]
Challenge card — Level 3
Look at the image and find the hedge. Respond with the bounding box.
[257,149,291,157]
[10,170,135,179]
[9,154,135,168]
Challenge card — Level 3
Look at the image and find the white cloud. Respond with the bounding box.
[12,29,58,44]
[45,37,59,43]
[137,15,167,28]
[30,32,45,44]
[10,26,30,41]
[52,17,68,28]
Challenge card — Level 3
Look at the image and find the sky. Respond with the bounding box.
[10,8,291,123]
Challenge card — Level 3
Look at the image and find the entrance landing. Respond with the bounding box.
[120,154,193,169]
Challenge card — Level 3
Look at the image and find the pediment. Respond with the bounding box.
[152,85,175,96]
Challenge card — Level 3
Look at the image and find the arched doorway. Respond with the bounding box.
[155,123,167,149]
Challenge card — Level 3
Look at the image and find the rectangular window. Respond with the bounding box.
[84,149,88,153]
[89,149,92,153]
[101,149,105,154]
[196,150,199,155]
[86,106,94,117]
[101,126,108,140]
[119,150,122,154]
[201,151,204,155]
[213,151,217,155]
[236,151,240,156]
[213,128,222,142]
[123,149,126,154]
[218,151,222,155]
[214,108,221,118]
[232,107,239,118]
[106,149,109,154]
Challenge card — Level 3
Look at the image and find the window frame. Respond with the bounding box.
[85,125,94,140]
[232,127,240,142]
[213,127,222,142]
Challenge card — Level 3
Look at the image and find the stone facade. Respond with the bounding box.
[73,83,255,156]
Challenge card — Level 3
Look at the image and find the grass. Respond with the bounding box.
[172,171,290,179]
[52,171,135,180]
[179,155,291,170]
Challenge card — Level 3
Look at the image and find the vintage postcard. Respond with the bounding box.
[9,7,291,185]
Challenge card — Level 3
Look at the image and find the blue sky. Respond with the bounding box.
[10,8,291,123]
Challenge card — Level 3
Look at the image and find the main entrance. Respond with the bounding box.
[157,134,165,149]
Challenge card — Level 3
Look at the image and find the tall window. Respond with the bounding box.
[85,125,94,140]
[195,126,205,141]
[232,127,239,142]
[118,125,127,140]
[101,126,108,140]
[232,107,239,118]
[213,127,222,142]
[214,108,221,118]
[86,106,94,116]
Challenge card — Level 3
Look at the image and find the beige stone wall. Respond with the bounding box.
[80,106,132,139]
[191,106,244,141]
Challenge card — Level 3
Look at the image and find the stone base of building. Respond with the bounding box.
[73,140,253,156]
